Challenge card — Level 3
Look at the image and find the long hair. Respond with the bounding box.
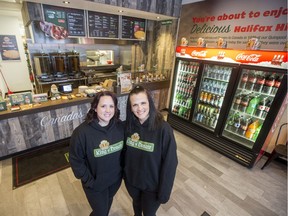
[126,85,163,132]
[85,91,120,123]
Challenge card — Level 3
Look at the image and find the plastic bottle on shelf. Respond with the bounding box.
[246,95,260,115]
[239,93,252,112]
[239,72,248,88]
[262,99,272,118]
[233,93,242,110]
[271,75,282,95]
[253,72,266,92]
[245,120,260,139]
[246,72,257,91]
[254,97,266,118]
[262,73,276,94]
[239,117,253,136]
[252,123,262,141]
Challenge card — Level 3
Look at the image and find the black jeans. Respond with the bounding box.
[83,178,122,216]
[125,182,161,216]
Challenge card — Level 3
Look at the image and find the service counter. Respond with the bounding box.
[0,81,170,160]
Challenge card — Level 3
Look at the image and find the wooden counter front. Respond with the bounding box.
[0,81,169,160]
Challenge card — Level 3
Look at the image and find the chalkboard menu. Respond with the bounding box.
[87,11,119,39]
[42,4,86,37]
[121,16,146,40]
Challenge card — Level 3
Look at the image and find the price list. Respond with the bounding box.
[87,11,119,38]
[43,5,86,37]
[67,10,86,37]
[121,16,146,40]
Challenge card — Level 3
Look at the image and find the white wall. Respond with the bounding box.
[0,15,31,95]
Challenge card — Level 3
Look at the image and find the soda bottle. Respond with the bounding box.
[239,117,252,136]
[233,94,242,110]
[239,94,251,112]
[253,72,265,92]
[245,72,257,91]
[239,72,248,88]
[245,120,260,139]
[233,113,242,133]
[226,114,235,131]
[262,99,272,118]
[252,123,262,141]
[246,95,260,115]
[262,73,276,94]
[255,97,266,118]
[271,75,282,95]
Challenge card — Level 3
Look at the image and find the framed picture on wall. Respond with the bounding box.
[0,35,20,61]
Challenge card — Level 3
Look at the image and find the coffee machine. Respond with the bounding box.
[50,51,68,80]
[33,52,54,82]
[66,50,82,78]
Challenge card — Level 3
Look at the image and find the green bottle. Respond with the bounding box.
[252,123,262,141]
[246,95,260,115]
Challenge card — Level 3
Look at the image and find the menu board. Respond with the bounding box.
[42,4,86,37]
[121,16,146,40]
[87,11,119,39]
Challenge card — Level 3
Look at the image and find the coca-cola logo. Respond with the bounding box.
[236,53,261,62]
[191,50,207,57]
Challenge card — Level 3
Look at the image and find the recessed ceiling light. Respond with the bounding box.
[156,16,160,19]
[118,10,124,13]
[63,1,70,4]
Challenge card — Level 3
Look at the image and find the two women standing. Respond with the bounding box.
[69,86,178,216]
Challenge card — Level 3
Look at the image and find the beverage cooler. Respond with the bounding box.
[168,46,287,168]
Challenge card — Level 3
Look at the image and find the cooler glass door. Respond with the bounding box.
[222,68,283,149]
[192,64,232,131]
[171,59,200,120]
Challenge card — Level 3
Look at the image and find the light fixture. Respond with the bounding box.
[63,1,70,4]
[156,16,160,19]
[118,10,124,13]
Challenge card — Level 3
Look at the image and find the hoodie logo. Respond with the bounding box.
[99,140,110,150]
[94,141,123,157]
[131,133,140,142]
[127,135,154,152]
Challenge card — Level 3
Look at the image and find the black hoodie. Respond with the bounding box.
[69,119,124,191]
[124,119,178,203]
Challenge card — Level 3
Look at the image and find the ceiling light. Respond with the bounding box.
[118,10,124,13]
[156,16,160,19]
[63,1,70,4]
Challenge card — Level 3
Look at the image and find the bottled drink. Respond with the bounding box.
[253,73,265,92]
[245,120,260,139]
[252,123,262,141]
[239,117,252,136]
[233,94,242,110]
[262,73,276,94]
[226,114,235,131]
[271,75,282,95]
[239,72,248,88]
[262,99,272,118]
[246,95,260,115]
[239,94,251,112]
[245,72,257,91]
[255,97,267,118]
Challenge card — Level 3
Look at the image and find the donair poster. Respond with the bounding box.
[178,0,287,50]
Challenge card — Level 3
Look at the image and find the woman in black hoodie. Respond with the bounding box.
[69,91,124,216]
[124,85,178,216]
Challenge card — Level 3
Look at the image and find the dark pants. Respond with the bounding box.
[125,182,161,216]
[83,178,122,216]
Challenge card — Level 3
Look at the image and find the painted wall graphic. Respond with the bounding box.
[178,0,287,50]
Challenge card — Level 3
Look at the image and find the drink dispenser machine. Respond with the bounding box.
[50,52,68,80]
[34,52,53,82]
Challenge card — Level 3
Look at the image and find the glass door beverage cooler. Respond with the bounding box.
[222,65,286,150]
[191,62,238,131]
[170,58,201,120]
[168,46,287,168]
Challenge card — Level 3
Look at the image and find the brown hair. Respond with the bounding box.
[85,91,120,123]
